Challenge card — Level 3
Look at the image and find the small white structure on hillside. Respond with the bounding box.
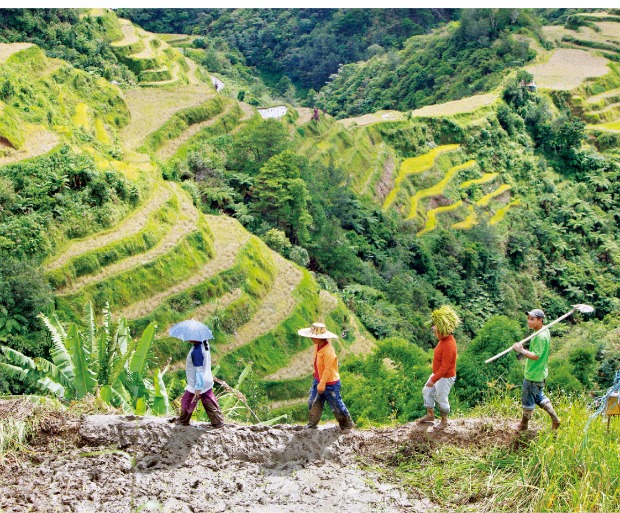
[210,75,225,92]
[258,105,287,119]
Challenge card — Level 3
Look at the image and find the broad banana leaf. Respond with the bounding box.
[65,324,96,398]
[0,361,33,381]
[107,318,133,385]
[115,316,130,356]
[151,367,169,415]
[35,357,74,394]
[108,346,132,387]
[1,345,36,370]
[129,323,156,376]
[122,371,149,404]
[110,385,134,414]
[84,302,97,365]
[99,385,113,406]
[38,314,75,380]
[135,397,147,415]
[36,377,66,398]
[97,331,109,385]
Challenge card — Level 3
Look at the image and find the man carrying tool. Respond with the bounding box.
[298,322,354,432]
[513,308,561,431]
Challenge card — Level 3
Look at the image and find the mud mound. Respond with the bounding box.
[80,415,356,467]
[0,413,526,513]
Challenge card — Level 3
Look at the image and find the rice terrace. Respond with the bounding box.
[1,7,620,513]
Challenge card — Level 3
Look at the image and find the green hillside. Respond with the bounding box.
[2,8,620,512]
[0,8,619,432]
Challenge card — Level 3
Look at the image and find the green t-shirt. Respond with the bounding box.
[524,328,550,382]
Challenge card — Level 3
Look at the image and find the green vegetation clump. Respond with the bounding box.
[0,9,135,84]
[0,103,25,149]
[315,9,540,117]
[0,147,138,259]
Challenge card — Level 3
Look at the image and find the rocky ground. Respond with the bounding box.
[0,403,523,513]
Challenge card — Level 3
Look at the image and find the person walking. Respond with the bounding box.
[298,322,354,432]
[417,305,459,430]
[172,339,225,428]
[513,308,561,431]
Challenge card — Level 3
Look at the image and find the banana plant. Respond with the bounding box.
[0,303,167,415]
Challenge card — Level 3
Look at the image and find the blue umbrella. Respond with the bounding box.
[168,319,214,342]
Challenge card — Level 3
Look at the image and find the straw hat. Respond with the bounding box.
[298,322,338,339]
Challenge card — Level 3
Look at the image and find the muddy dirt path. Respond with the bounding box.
[0,411,523,513]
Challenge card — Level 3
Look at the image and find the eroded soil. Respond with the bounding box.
[0,404,526,513]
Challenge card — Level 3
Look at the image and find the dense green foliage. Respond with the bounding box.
[0,147,138,259]
[0,304,166,414]
[117,8,455,94]
[1,8,620,422]
[316,9,541,117]
[0,9,135,84]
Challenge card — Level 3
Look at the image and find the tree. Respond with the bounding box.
[252,151,313,245]
[228,119,289,174]
[0,256,53,357]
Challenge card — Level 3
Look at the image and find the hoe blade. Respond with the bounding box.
[572,304,594,314]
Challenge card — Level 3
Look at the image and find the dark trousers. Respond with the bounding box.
[307,379,353,429]
[181,389,224,426]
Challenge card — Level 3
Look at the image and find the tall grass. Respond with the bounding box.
[0,397,62,459]
[387,391,620,512]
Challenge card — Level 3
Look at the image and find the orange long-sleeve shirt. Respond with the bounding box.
[430,334,457,384]
[313,341,340,386]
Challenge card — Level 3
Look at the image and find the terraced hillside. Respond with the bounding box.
[0,16,369,421]
[6,10,620,422]
[292,18,620,239]
[536,15,620,145]
[111,19,196,87]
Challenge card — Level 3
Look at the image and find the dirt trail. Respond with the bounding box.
[0,42,34,63]
[0,408,524,513]
[122,215,250,320]
[156,101,234,161]
[56,184,199,295]
[216,251,302,355]
[45,184,172,272]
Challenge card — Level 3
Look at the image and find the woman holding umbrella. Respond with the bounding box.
[169,320,225,428]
